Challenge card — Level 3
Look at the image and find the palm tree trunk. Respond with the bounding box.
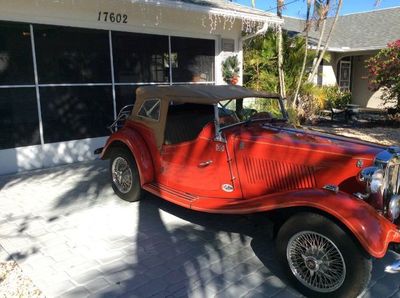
[314,12,327,58]
[308,0,330,81]
[277,0,286,99]
[293,0,312,108]
[308,0,343,82]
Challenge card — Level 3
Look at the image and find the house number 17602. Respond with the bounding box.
[97,11,128,23]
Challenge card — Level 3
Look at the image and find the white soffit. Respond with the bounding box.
[129,0,283,30]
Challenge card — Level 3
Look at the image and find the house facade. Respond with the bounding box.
[0,0,280,175]
[284,7,400,108]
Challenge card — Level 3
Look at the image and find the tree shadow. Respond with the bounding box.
[63,191,298,297]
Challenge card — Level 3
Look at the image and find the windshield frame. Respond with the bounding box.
[214,96,288,138]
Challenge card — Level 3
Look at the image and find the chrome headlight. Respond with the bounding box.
[370,169,384,193]
[357,148,400,222]
[389,195,400,221]
[357,166,385,209]
[358,166,384,193]
[358,166,378,183]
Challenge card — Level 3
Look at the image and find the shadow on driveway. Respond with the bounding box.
[1,161,400,297]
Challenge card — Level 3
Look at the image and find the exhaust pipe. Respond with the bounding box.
[385,260,400,273]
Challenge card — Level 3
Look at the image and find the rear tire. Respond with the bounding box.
[276,212,372,298]
[109,148,143,202]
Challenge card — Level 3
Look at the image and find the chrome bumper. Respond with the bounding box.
[386,260,400,273]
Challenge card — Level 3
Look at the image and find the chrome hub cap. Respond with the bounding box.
[287,231,346,293]
[111,157,133,194]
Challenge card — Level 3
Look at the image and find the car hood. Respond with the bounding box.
[234,124,385,160]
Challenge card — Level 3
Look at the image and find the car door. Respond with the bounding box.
[158,123,240,198]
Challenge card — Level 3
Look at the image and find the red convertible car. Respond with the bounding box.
[98,85,400,297]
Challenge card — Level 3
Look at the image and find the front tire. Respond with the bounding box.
[109,148,143,202]
[276,212,372,298]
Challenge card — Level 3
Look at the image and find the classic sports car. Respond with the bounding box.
[98,85,400,297]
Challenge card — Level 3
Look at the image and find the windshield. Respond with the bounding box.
[218,97,285,128]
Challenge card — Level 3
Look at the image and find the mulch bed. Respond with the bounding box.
[0,261,45,298]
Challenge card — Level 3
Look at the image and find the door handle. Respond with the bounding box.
[198,160,213,168]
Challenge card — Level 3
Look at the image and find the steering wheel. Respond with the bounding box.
[249,111,273,120]
[219,115,237,125]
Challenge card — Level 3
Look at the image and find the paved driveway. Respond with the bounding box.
[1,160,400,297]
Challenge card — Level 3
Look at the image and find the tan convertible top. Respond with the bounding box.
[135,84,280,104]
[130,85,281,148]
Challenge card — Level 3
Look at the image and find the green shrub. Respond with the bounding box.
[367,40,400,110]
[324,86,351,109]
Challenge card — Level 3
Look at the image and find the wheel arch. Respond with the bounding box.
[102,140,130,160]
[102,132,154,185]
[269,206,372,258]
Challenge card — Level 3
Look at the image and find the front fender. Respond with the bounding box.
[101,128,154,185]
[191,189,400,258]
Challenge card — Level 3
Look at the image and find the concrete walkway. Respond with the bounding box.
[1,160,400,297]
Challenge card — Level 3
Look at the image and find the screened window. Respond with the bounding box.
[34,25,111,84]
[171,37,214,82]
[0,88,40,149]
[40,86,114,143]
[115,85,138,112]
[0,22,34,85]
[112,32,169,83]
[138,98,161,121]
[0,20,217,151]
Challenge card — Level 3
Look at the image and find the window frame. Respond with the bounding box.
[137,98,161,122]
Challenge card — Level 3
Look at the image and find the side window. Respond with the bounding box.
[138,98,161,121]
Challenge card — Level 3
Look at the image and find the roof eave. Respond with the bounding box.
[134,0,282,24]
[327,46,384,53]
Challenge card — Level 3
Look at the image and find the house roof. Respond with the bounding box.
[283,7,400,52]
[140,0,282,23]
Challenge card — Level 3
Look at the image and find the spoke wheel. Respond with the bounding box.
[287,231,346,293]
[109,148,143,202]
[276,212,372,298]
[112,157,133,194]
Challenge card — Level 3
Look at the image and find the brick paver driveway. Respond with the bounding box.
[1,160,400,297]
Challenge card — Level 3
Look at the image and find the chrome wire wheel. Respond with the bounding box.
[287,231,346,293]
[111,157,133,194]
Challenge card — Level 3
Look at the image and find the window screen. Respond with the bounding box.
[115,85,138,112]
[171,37,215,82]
[40,86,114,143]
[0,22,34,85]
[0,88,40,149]
[112,32,169,83]
[138,99,161,121]
[34,25,111,84]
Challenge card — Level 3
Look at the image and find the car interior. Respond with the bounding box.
[164,103,215,145]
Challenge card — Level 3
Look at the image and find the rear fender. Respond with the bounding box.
[191,189,400,258]
[101,128,154,185]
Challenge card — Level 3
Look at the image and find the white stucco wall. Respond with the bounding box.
[322,64,337,86]
[351,54,387,109]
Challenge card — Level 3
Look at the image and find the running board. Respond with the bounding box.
[143,182,198,207]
